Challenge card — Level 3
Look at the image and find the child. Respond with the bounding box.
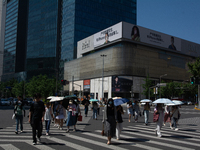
[44,102,53,135]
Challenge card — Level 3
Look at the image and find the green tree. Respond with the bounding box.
[26,74,60,99]
[12,81,25,97]
[187,57,200,77]
[142,75,154,98]
[161,82,183,98]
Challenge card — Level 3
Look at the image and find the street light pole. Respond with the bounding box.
[159,74,167,98]
[101,54,107,101]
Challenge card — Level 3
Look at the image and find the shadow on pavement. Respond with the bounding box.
[123,138,149,142]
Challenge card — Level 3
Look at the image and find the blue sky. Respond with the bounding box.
[137,0,200,44]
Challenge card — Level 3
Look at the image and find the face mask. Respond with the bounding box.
[109,101,112,105]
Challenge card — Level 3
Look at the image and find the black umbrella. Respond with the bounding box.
[62,95,78,109]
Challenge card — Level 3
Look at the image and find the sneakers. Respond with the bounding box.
[46,132,49,136]
[163,123,166,126]
[60,127,63,130]
[170,126,173,129]
[15,131,18,134]
[20,130,23,133]
[175,128,179,131]
[66,129,69,133]
[33,142,36,145]
[73,128,76,132]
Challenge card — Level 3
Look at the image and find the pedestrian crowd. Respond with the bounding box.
[12,95,181,145]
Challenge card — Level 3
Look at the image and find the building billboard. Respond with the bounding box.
[122,22,181,51]
[77,35,94,58]
[84,79,90,91]
[94,22,122,48]
[112,76,132,92]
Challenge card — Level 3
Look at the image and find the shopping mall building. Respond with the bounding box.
[63,22,200,100]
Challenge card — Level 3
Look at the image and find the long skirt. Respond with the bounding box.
[104,116,116,138]
[66,111,76,126]
[164,112,171,123]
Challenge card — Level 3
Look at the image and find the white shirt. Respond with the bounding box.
[44,107,52,120]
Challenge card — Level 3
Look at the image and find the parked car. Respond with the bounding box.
[26,98,34,106]
[187,101,192,105]
[0,98,11,106]
[181,101,187,105]
[13,98,18,105]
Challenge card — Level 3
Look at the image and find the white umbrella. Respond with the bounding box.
[153,98,174,104]
[172,100,184,105]
[47,96,55,99]
[49,97,64,102]
[140,99,152,103]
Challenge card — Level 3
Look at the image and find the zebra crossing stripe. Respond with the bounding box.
[129,125,200,140]
[123,127,200,148]
[95,130,194,150]
[64,133,128,150]
[119,134,194,150]
[84,131,162,150]
[0,144,20,150]
[0,140,55,150]
[45,137,92,150]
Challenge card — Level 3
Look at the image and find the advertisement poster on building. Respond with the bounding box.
[122,22,181,51]
[84,79,90,92]
[112,76,132,92]
[94,22,122,48]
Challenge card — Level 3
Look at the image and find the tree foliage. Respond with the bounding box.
[1,75,61,99]
[187,57,200,77]
[142,75,154,98]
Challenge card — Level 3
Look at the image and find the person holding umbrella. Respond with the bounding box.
[143,102,150,125]
[102,98,117,145]
[154,103,164,138]
[116,105,124,140]
[66,100,77,132]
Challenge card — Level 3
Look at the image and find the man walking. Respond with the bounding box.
[29,93,45,145]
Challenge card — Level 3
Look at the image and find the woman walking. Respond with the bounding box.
[154,104,164,137]
[14,99,25,134]
[164,105,172,129]
[66,100,77,132]
[92,102,98,120]
[171,106,180,131]
[116,105,124,140]
[127,101,133,122]
[55,101,66,130]
[133,101,140,122]
[102,98,117,145]
[44,102,53,135]
[143,102,150,125]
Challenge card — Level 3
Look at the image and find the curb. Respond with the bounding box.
[194,107,200,110]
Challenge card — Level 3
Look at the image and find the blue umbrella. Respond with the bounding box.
[113,97,130,106]
[89,99,99,102]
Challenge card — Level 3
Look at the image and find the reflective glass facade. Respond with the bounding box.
[26,0,60,79]
[61,0,137,77]
[3,0,18,74]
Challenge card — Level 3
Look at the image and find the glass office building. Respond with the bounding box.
[2,0,137,81]
[1,0,28,82]
[26,0,61,80]
[60,0,137,77]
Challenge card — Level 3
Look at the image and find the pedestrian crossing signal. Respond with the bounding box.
[61,80,69,85]
[190,77,194,84]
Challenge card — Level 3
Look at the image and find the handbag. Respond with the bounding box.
[78,115,82,121]
[153,112,159,122]
[12,113,16,119]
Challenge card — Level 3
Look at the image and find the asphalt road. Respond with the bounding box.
[0,105,200,150]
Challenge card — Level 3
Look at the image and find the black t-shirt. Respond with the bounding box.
[30,101,45,121]
[117,107,123,123]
